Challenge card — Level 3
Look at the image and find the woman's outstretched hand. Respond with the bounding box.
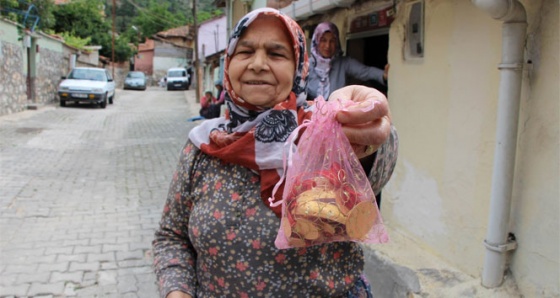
[329,85,392,159]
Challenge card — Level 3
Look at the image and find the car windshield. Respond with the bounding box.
[127,72,144,78]
[168,70,186,77]
[68,69,107,82]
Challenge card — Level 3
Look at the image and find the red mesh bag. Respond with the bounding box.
[271,97,389,249]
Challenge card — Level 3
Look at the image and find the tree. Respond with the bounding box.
[0,0,56,31]
[130,1,186,39]
[52,0,131,62]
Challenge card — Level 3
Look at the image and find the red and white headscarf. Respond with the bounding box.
[189,8,311,217]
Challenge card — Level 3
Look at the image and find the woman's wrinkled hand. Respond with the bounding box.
[329,85,392,159]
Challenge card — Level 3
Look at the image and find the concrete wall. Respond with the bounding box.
[285,0,558,296]
[104,62,131,90]
[136,50,154,76]
[0,19,28,115]
[35,33,67,105]
[508,0,559,295]
[382,0,558,297]
[0,18,105,115]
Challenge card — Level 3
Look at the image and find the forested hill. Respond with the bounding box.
[111,0,224,35]
[0,0,223,62]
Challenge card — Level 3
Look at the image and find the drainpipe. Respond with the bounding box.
[471,0,527,288]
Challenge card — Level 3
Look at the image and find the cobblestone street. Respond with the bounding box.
[0,88,199,297]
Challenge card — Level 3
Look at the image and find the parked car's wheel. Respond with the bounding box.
[109,93,114,104]
[100,94,107,109]
[60,100,66,107]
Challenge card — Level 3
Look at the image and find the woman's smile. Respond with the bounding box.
[228,15,295,108]
[244,80,270,85]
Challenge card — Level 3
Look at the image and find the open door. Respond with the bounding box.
[346,33,389,96]
[345,5,393,97]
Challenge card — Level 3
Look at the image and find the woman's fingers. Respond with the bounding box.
[342,116,391,146]
[331,85,390,125]
[327,85,392,157]
[336,99,389,125]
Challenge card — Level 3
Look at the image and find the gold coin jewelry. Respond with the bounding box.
[293,201,347,224]
[281,218,292,238]
[288,237,307,247]
[345,201,377,240]
[320,221,337,235]
[293,218,320,240]
[295,188,337,204]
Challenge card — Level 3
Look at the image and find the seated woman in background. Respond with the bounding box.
[214,80,227,105]
[199,90,221,119]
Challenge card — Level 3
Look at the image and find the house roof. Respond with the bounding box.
[156,26,193,39]
[138,39,155,52]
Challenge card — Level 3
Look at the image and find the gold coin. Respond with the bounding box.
[321,222,336,235]
[294,201,347,224]
[288,236,307,247]
[281,218,292,238]
[345,201,377,240]
[294,218,320,240]
[296,188,337,204]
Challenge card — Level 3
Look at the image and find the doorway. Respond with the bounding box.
[345,32,389,96]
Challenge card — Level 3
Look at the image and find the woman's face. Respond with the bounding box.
[318,31,337,59]
[229,15,295,108]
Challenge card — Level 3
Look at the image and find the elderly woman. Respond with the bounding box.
[152,8,398,298]
[307,21,389,100]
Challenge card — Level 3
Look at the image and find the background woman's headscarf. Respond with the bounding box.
[188,8,311,217]
[310,21,342,98]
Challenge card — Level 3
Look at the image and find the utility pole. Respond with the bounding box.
[111,0,116,79]
[192,0,201,103]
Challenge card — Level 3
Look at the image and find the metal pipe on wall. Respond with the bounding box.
[471,0,527,288]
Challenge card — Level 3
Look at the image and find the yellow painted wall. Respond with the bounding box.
[509,0,559,295]
[239,0,558,295]
[383,0,558,296]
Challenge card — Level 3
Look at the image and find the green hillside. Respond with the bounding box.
[0,0,223,61]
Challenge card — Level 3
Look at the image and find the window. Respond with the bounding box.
[405,0,424,61]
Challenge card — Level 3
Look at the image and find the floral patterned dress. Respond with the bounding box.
[152,127,398,298]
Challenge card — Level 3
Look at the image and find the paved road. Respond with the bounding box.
[0,88,199,297]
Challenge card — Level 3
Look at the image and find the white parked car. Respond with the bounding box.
[166,67,190,91]
[58,67,116,109]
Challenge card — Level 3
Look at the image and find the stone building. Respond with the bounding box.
[0,17,128,116]
[133,26,195,86]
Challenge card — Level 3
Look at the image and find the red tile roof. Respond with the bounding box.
[138,39,155,52]
[156,26,193,39]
